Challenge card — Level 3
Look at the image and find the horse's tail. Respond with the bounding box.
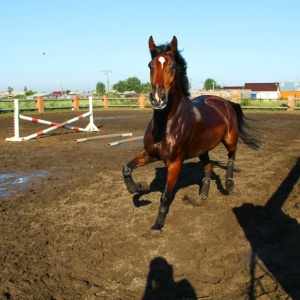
[228,101,262,150]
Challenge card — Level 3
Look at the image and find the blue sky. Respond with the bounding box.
[1,0,299,92]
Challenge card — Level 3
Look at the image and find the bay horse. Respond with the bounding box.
[123,36,260,232]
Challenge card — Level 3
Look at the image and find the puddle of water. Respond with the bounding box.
[0,172,47,198]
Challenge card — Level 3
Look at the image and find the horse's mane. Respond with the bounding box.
[150,43,190,97]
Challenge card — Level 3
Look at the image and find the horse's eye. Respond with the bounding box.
[148,62,152,69]
[171,63,176,70]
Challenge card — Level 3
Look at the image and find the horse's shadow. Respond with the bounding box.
[233,157,300,299]
[132,160,239,207]
[142,256,197,300]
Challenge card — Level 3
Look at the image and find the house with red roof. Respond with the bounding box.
[243,83,279,100]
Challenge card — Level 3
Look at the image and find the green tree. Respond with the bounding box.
[25,90,35,96]
[113,80,127,92]
[96,82,106,96]
[203,78,222,90]
[141,82,152,94]
[113,76,142,93]
[7,86,13,94]
[126,77,142,93]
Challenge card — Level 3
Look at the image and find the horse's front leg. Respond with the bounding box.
[151,158,183,232]
[123,149,158,194]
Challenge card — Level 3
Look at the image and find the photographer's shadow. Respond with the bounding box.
[142,257,197,300]
[233,158,300,299]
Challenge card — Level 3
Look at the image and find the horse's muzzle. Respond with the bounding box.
[149,92,168,110]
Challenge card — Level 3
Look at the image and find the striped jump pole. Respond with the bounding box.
[23,111,92,141]
[19,115,87,132]
[108,136,144,147]
[6,97,99,142]
[75,133,132,143]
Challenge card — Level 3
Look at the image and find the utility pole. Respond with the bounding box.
[102,69,112,97]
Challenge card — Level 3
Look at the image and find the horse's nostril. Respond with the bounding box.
[149,93,154,101]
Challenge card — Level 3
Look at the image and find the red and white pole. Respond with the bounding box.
[23,111,92,141]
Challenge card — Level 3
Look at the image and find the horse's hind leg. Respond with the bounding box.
[199,152,213,199]
[123,149,158,194]
[225,156,235,192]
[223,142,237,192]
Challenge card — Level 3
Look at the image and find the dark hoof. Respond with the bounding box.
[226,178,234,192]
[127,181,150,194]
[127,185,137,194]
[199,192,208,200]
[151,223,163,233]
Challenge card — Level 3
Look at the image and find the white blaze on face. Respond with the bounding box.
[158,56,165,69]
[155,84,160,101]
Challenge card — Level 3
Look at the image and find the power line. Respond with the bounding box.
[102,69,112,97]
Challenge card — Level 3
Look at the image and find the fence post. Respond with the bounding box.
[72,95,80,110]
[287,96,295,111]
[36,96,44,112]
[102,95,109,108]
[139,94,146,108]
[231,90,239,103]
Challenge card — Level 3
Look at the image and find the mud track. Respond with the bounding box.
[0,109,299,299]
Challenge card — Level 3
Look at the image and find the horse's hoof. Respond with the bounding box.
[151,223,163,233]
[226,178,234,192]
[127,182,150,194]
[127,186,137,194]
[183,194,206,206]
[194,196,206,206]
[199,193,208,200]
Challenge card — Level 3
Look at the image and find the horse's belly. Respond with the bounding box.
[185,127,226,159]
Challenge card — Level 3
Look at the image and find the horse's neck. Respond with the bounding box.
[152,83,188,135]
[169,75,191,115]
[151,109,169,141]
[155,73,188,115]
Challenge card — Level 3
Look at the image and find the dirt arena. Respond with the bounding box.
[0,108,299,299]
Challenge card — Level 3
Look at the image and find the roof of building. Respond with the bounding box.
[279,82,300,91]
[243,83,278,91]
[222,86,244,90]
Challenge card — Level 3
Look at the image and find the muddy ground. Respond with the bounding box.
[0,108,299,300]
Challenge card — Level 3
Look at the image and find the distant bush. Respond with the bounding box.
[25,90,36,96]
[240,99,251,106]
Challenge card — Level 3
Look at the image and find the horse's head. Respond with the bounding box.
[148,36,178,110]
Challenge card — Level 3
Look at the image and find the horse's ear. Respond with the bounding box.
[149,36,156,51]
[170,36,178,54]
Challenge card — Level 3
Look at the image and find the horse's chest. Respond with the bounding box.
[145,134,180,161]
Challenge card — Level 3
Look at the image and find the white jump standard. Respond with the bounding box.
[6,96,99,142]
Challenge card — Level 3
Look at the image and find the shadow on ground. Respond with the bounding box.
[233,157,300,299]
